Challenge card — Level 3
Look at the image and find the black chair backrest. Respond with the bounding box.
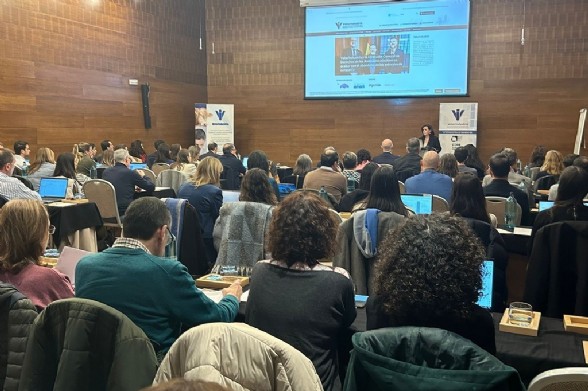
[13,175,34,190]
[535,175,558,191]
[96,167,106,179]
[0,195,8,208]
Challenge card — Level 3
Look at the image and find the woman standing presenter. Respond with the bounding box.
[419,124,442,154]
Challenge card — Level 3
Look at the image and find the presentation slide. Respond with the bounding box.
[305,0,470,99]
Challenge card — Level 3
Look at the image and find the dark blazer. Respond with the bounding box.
[103,163,155,215]
[419,135,442,153]
[483,179,530,225]
[372,152,400,165]
[219,153,246,190]
[391,153,422,182]
[177,183,222,239]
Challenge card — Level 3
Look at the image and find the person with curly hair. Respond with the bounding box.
[0,199,73,309]
[367,214,496,354]
[245,192,356,391]
[239,168,278,206]
[246,150,280,200]
[535,149,564,182]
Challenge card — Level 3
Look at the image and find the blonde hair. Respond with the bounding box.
[102,149,115,167]
[28,148,55,175]
[0,199,49,273]
[194,156,222,186]
[540,150,564,175]
[188,145,200,162]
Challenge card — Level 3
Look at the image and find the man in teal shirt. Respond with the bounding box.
[76,197,242,354]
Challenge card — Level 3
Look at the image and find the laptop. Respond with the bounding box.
[241,156,249,169]
[539,200,588,211]
[38,177,69,203]
[401,194,433,215]
[222,190,241,203]
[130,162,148,170]
[477,260,494,310]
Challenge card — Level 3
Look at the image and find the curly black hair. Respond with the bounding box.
[373,214,485,324]
[268,192,338,267]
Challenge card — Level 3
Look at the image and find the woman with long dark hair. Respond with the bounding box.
[239,168,278,206]
[129,140,147,162]
[450,173,495,226]
[419,124,441,153]
[338,162,379,212]
[53,152,84,198]
[364,166,409,216]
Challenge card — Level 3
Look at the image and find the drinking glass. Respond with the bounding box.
[509,302,533,327]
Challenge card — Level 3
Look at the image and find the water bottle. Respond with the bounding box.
[505,192,518,229]
[21,163,28,177]
[523,164,531,178]
[319,186,329,203]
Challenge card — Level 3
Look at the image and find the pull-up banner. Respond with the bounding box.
[438,102,478,155]
[194,103,235,149]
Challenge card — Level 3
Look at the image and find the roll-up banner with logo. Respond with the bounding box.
[194,103,235,149]
[438,103,478,155]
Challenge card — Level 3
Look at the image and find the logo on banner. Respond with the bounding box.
[336,22,343,29]
[452,109,465,121]
[215,109,226,121]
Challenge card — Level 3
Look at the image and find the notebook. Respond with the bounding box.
[55,246,90,289]
[222,190,241,203]
[38,177,69,202]
[477,260,494,310]
[401,194,433,215]
[130,162,148,170]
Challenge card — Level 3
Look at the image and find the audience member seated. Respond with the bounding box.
[366,214,496,354]
[177,157,223,265]
[176,146,199,180]
[26,147,56,191]
[355,148,372,172]
[548,153,580,200]
[239,168,278,206]
[303,150,347,203]
[483,153,530,225]
[147,139,165,168]
[12,140,30,170]
[94,139,113,164]
[371,138,399,165]
[405,151,453,203]
[218,143,246,190]
[390,138,422,182]
[129,139,147,163]
[527,145,547,169]
[482,148,531,191]
[73,142,97,177]
[98,149,115,167]
[245,192,356,391]
[169,148,190,171]
[437,153,459,179]
[0,149,41,201]
[75,197,241,355]
[246,150,280,199]
[199,142,220,160]
[454,146,478,175]
[535,149,564,183]
[103,149,155,216]
[283,153,312,189]
[0,199,73,310]
[531,165,588,248]
[170,143,181,162]
[341,151,360,190]
[451,174,509,310]
[53,152,84,198]
[334,166,408,295]
[153,143,175,166]
[338,162,378,212]
[463,143,486,179]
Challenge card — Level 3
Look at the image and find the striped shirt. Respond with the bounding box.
[0,172,41,201]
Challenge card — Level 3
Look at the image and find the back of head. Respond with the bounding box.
[563,154,580,168]
[0,149,14,169]
[422,151,439,170]
[13,141,27,156]
[374,214,484,324]
[529,145,547,166]
[176,149,190,164]
[268,191,337,267]
[122,197,170,241]
[114,144,127,151]
[555,166,588,205]
[406,138,420,154]
[356,149,371,163]
[541,150,564,174]
[454,147,468,163]
[381,139,393,152]
[438,154,458,178]
[0,199,48,272]
[365,166,407,215]
[501,148,518,167]
[293,154,312,176]
[195,156,222,186]
[247,150,269,173]
[208,142,217,152]
[342,151,357,169]
[489,153,510,178]
[156,143,171,161]
[102,149,115,166]
[29,148,55,173]
[450,173,490,224]
[114,148,129,164]
[358,162,379,190]
[188,145,200,161]
[222,143,235,155]
[573,156,588,171]
[154,139,165,150]
[170,144,181,160]
[239,168,277,205]
[101,140,112,151]
[320,151,339,168]
[129,140,145,158]
[53,152,76,178]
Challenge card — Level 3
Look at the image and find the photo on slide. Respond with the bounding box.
[335,35,411,76]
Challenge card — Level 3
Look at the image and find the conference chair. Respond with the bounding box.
[137,168,156,183]
[151,163,170,177]
[343,327,525,391]
[485,196,522,226]
[524,221,588,318]
[431,194,449,213]
[528,167,540,181]
[95,167,106,179]
[528,367,588,391]
[13,175,34,190]
[153,323,322,391]
[398,181,406,194]
[295,188,338,210]
[19,298,158,391]
[156,169,186,195]
[82,179,123,230]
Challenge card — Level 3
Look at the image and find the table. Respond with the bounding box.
[47,202,103,252]
[134,187,176,199]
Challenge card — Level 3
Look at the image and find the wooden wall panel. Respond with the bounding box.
[0,0,207,156]
[206,0,588,166]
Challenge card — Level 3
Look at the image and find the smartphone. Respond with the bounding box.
[354,295,368,308]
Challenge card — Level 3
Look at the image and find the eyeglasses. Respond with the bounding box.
[49,225,56,235]
[165,226,175,246]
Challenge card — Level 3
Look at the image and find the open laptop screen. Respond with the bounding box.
[400,194,433,215]
[241,156,249,170]
[130,163,148,170]
[539,200,588,211]
[39,177,68,199]
[477,260,494,310]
